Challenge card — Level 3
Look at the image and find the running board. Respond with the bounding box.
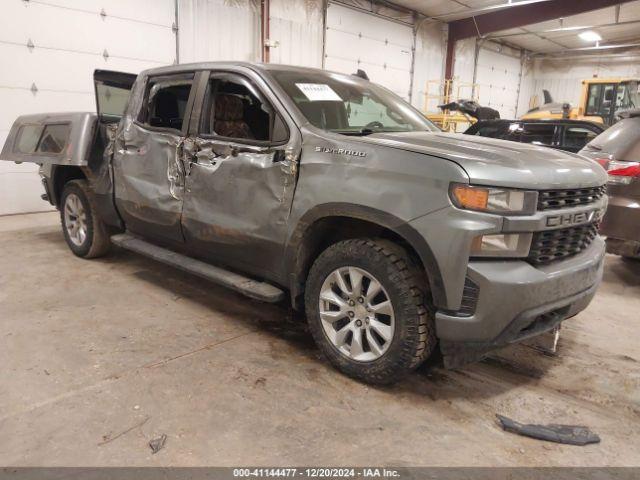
[111,233,285,303]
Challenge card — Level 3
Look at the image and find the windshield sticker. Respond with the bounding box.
[296,83,342,102]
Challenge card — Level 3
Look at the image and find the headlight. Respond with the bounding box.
[450,184,537,215]
[470,233,532,257]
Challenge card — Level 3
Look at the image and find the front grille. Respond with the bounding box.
[528,222,599,264]
[537,185,606,211]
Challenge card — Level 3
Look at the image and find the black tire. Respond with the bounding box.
[60,180,110,258]
[305,238,436,385]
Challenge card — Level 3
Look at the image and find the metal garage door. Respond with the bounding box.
[475,46,522,119]
[0,0,176,215]
[324,2,414,101]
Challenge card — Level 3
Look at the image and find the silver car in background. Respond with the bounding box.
[580,114,640,259]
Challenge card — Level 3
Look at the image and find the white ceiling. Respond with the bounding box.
[386,0,640,53]
[389,0,502,20]
[490,1,640,53]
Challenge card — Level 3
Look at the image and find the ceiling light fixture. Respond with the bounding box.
[578,30,602,42]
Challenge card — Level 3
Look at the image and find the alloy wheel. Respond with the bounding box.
[64,193,88,247]
[319,266,395,362]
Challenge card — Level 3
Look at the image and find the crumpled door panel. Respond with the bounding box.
[113,118,186,243]
[181,137,298,282]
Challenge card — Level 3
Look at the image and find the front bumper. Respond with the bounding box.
[436,236,605,367]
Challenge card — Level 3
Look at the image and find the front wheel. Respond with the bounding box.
[305,239,436,385]
[60,180,110,258]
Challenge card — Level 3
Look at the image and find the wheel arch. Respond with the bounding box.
[51,165,88,207]
[285,203,447,310]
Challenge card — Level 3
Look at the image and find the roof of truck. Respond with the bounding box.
[140,61,332,78]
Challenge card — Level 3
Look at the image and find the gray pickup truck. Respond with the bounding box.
[1,63,608,384]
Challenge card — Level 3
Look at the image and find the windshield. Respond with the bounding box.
[270,70,439,135]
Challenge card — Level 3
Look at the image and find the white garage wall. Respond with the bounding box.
[269,0,324,68]
[452,37,476,101]
[528,54,640,108]
[0,0,176,215]
[451,39,524,119]
[324,2,415,100]
[412,20,446,113]
[475,42,522,119]
[449,39,532,119]
[516,56,536,117]
[178,0,261,63]
[178,0,324,68]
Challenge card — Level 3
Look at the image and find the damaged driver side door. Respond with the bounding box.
[181,70,299,282]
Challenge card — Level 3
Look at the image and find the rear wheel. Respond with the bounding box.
[305,239,436,385]
[60,180,110,258]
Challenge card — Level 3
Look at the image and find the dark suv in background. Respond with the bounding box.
[465,119,605,153]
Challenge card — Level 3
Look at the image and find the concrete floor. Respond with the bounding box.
[1,211,639,467]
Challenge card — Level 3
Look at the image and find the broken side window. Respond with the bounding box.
[201,73,288,144]
[139,73,195,132]
[519,123,556,146]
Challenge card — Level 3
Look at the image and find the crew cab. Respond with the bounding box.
[0,63,608,384]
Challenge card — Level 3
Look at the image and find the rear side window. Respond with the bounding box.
[139,73,194,131]
[476,122,522,141]
[15,123,70,155]
[519,124,556,146]
[563,127,599,150]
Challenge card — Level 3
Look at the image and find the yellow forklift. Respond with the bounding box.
[522,78,639,126]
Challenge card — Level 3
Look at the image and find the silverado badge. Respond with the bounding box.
[315,146,367,157]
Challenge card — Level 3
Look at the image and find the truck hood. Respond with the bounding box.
[359,131,607,189]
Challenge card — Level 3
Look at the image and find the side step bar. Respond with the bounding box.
[111,233,285,303]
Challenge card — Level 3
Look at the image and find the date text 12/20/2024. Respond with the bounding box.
[233,468,401,478]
